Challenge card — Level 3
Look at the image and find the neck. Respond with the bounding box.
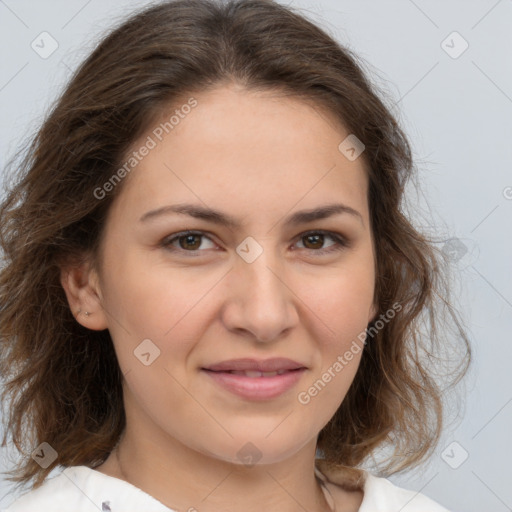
[109,432,335,512]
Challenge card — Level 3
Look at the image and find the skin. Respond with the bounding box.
[61,83,377,512]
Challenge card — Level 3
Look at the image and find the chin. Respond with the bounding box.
[194,431,313,468]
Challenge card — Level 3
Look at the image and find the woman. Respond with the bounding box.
[0,1,471,510]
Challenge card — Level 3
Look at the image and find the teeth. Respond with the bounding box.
[229,370,287,377]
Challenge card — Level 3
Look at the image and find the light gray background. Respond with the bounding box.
[0,1,511,511]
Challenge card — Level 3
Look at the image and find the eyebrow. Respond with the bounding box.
[139,202,364,228]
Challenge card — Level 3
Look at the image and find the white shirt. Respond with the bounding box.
[1,465,449,512]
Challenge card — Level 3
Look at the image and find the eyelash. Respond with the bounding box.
[161,230,349,257]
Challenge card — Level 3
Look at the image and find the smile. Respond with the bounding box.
[202,366,306,400]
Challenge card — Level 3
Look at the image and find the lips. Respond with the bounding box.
[201,358,307,400]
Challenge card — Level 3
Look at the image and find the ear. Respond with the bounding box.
[60,258,109,331]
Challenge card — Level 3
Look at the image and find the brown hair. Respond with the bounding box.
[0,0,470,493]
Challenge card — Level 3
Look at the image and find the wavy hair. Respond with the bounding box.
[0,0,471,492]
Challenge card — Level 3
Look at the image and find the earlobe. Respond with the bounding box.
[60,261,109,331]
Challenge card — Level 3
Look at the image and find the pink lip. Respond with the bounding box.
[203,368,306,400]
[202,358,307,400]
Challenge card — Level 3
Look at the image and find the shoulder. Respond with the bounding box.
[2,468,75,512]
[1,466,172,512]
[318,465,450,512]
[359,472,450,512]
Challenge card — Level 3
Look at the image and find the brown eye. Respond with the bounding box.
[295,230,348,255]
[177,233,202,250]
[302,233,325,250]
[162,231,217,253]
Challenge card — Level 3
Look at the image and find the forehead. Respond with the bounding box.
[110,84,370,227]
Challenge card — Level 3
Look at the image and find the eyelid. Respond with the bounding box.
[161,230,218,256]
[293,229,349,252]
[161,229,349,255]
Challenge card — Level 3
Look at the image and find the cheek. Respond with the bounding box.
[295,275,370,422]
[101,244,219,332]
[99,251,221,376]
[305,265,374,345]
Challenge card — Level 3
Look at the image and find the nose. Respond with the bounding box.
[220,246,299,343]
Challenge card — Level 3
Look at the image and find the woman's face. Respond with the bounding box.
[86,84,377,465]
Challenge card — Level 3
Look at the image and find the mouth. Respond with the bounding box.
[201,358,307,400]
